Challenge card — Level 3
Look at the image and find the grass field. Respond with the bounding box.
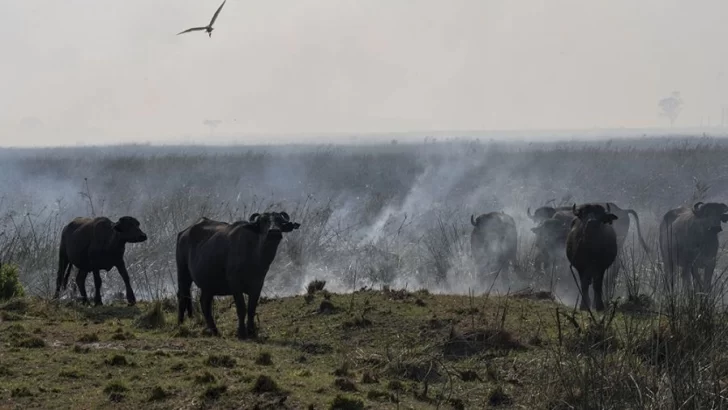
[2,136,728,408]
[3,282,728,409]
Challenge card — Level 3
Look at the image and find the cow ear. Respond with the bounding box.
[721,214,728,223]
[530,226,539,233]
[602,213,618,224]
[281,221,300,232]
[112,222,123,232]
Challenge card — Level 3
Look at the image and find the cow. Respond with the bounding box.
[176,212,300,339]
[659,202,728,293]
[470,212,518,284]
[566,203,619,311]
[53,216,148,306]
[531,215,572,274]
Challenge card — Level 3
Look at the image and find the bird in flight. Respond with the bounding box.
[177,0,227,38]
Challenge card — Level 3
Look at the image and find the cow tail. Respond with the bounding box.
[62,260,73,291]
[54,238,70,299]
[625,209,651,254]
[176,232,194,323]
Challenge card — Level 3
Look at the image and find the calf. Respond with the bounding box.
[54,216,148,306]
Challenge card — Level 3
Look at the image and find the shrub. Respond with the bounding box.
[0,263,24,301]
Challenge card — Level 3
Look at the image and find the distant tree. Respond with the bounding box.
[203,119,222,138]
[390,139,398,145]
[658,91,684,127]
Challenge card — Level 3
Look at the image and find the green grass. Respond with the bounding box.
[0,288,720,409]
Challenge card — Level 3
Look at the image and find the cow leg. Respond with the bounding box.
[176,261,193,324]
[593,269,606,312]
[680,263,693,293]
[54,246,70,299]
[115,262,136,306]
[233,293,248,340]
[246,291,261,337]
[663,248,676,293]
[690,265,703,293]
[497,258,510,286]
[703,262,715,294]
[578,271,592,311]
[604,252,620,303]
[177,286,193,325]
[92,270,103,306]
[533,251,543,272]
[76,270,90,305]
[200,290,219,336]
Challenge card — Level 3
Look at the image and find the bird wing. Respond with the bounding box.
[209,0,226,27]
[177,26,208,35]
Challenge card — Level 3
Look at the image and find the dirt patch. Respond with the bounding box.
[510,288,555,301]
[298,341,334,355]
[443,329,525,360]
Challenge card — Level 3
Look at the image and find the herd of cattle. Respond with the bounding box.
[47,200,728,339]
[471,200,728,311]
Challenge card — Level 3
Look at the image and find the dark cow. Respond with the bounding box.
[566,203,619,311]
[176,212,300,339]
[531,215,572,274]
[54,216,148,306]
[659,202,728,293]
[470,212,518,283]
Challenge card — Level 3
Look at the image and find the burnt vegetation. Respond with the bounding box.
[3,138,728,408]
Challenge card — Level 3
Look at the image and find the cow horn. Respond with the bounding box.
[606,203,611,213]
[249,213,260,222]
[280,212,290,221]
[694,202,704,212]
[526,207,534,220]
[471,215,477,226]
[572,203,577,214]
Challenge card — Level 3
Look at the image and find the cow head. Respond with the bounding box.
[532,218,569,246]
[113,216,148,243]
[572,203,618,227]
[471,213,501,230]
[693,202,728,233]
[248,212,301,240]
[527,206,557,224]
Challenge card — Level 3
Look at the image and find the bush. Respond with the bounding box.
[0,263,24,301]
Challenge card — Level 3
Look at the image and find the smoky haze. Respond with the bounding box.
[2,0,728,146]
[1,138,727,308]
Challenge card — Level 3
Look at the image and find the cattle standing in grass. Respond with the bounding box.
[529,202,650,300]
[176,212,300,339]
[54,216,148,306]
[659,202,728,293]
[566,203,619,311]
[470,212,518,283]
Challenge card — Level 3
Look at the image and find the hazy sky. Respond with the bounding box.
[2,0,727,146]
